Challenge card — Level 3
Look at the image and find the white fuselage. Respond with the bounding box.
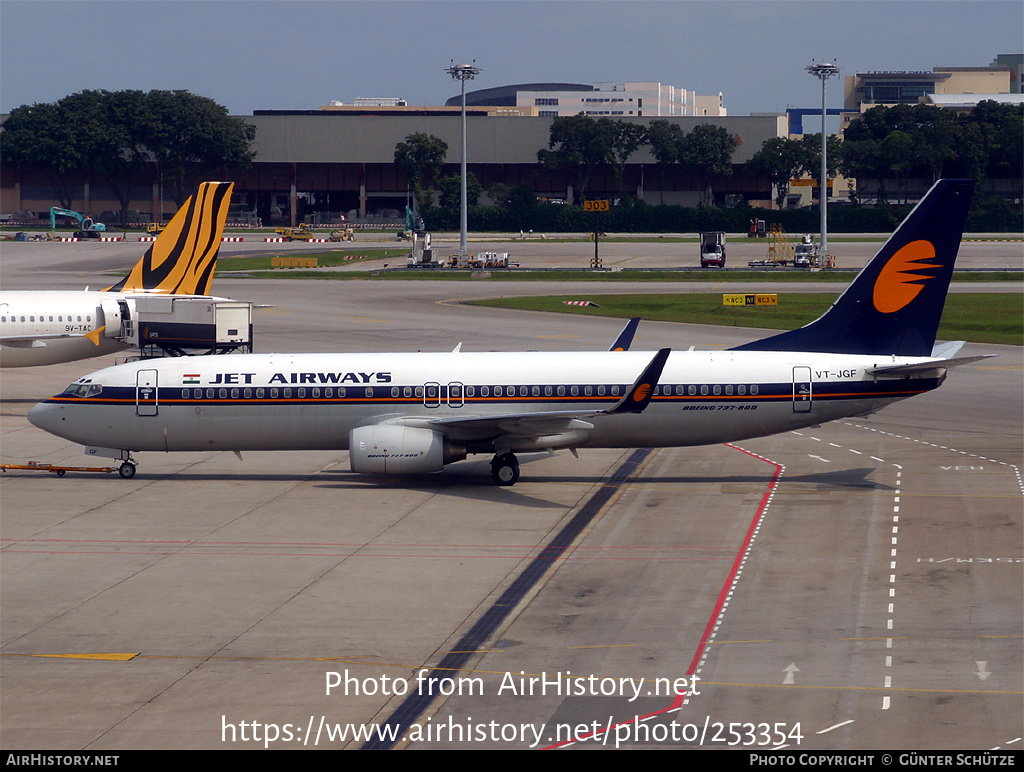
[28,350,941,456]
[0,291,126,367]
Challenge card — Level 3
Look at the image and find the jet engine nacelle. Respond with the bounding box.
[349,424,466,475]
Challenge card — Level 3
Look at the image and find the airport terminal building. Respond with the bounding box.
[1,104,783,225]
[4,60,1018,225]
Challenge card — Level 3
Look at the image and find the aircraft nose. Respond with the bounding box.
[28,401,64,436]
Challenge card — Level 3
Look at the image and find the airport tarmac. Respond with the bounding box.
[1,238,1021,750]
[2,230,1022,285]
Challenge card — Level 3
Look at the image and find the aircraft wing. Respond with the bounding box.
[609,317,641,351]
[395,348,670,442]
[1,327,106,347]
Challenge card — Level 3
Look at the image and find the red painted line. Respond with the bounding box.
[543,444,784,748]
[676,443,782,702]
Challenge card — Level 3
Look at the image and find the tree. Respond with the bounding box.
[746,137,810,208]
[486,182,512,207]
[394,133,448,214]
[837,102,1023,199]
[1,101,84,208]
[601,119,647,200]
[1,90,255,221]
[964,100,1024,190]
[681,124,737,206]
[437,171,482,209]
[537,114,614,203]
[645,119,686,203]
[139,90,255,207]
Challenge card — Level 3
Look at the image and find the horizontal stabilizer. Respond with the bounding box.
[867,354,996,377]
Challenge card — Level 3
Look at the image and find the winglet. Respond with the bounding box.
[106,181,234,295]
[609,317,641,351]
[604,348,671,414]
[732,179,975,356]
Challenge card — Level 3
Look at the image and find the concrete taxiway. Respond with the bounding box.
[1,238,1021,749]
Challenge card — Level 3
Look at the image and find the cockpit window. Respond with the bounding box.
[64,383,103,398]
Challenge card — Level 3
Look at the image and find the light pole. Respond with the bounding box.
[806,60,839,263]
[446,60,481,259]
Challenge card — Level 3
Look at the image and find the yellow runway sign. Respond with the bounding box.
[723,294,778,307]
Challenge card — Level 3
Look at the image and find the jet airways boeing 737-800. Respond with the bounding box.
[0,181,234,367]
[29,179,982,485]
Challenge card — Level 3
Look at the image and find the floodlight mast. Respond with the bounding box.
[446,61,481,258]
[806,60,839,262]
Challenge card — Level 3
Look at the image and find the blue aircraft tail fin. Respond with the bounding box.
[732,179,974,356]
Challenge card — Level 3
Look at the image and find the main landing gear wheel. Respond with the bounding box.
[118,462,136,479]
[490,453,520,486]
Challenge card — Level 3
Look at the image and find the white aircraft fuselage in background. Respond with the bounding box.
[0,291,128,366]
[0,181,235,368]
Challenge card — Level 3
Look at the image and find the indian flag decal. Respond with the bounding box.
[183,374,201,384]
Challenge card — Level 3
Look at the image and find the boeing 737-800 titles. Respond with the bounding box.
[29,180,983,485]
[0,181,234,367]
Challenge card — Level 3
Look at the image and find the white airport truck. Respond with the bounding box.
[699,232,726,268]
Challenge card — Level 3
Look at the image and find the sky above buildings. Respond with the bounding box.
[1,0,1020,118]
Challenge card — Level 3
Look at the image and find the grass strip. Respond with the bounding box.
[470,293,1022,346]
